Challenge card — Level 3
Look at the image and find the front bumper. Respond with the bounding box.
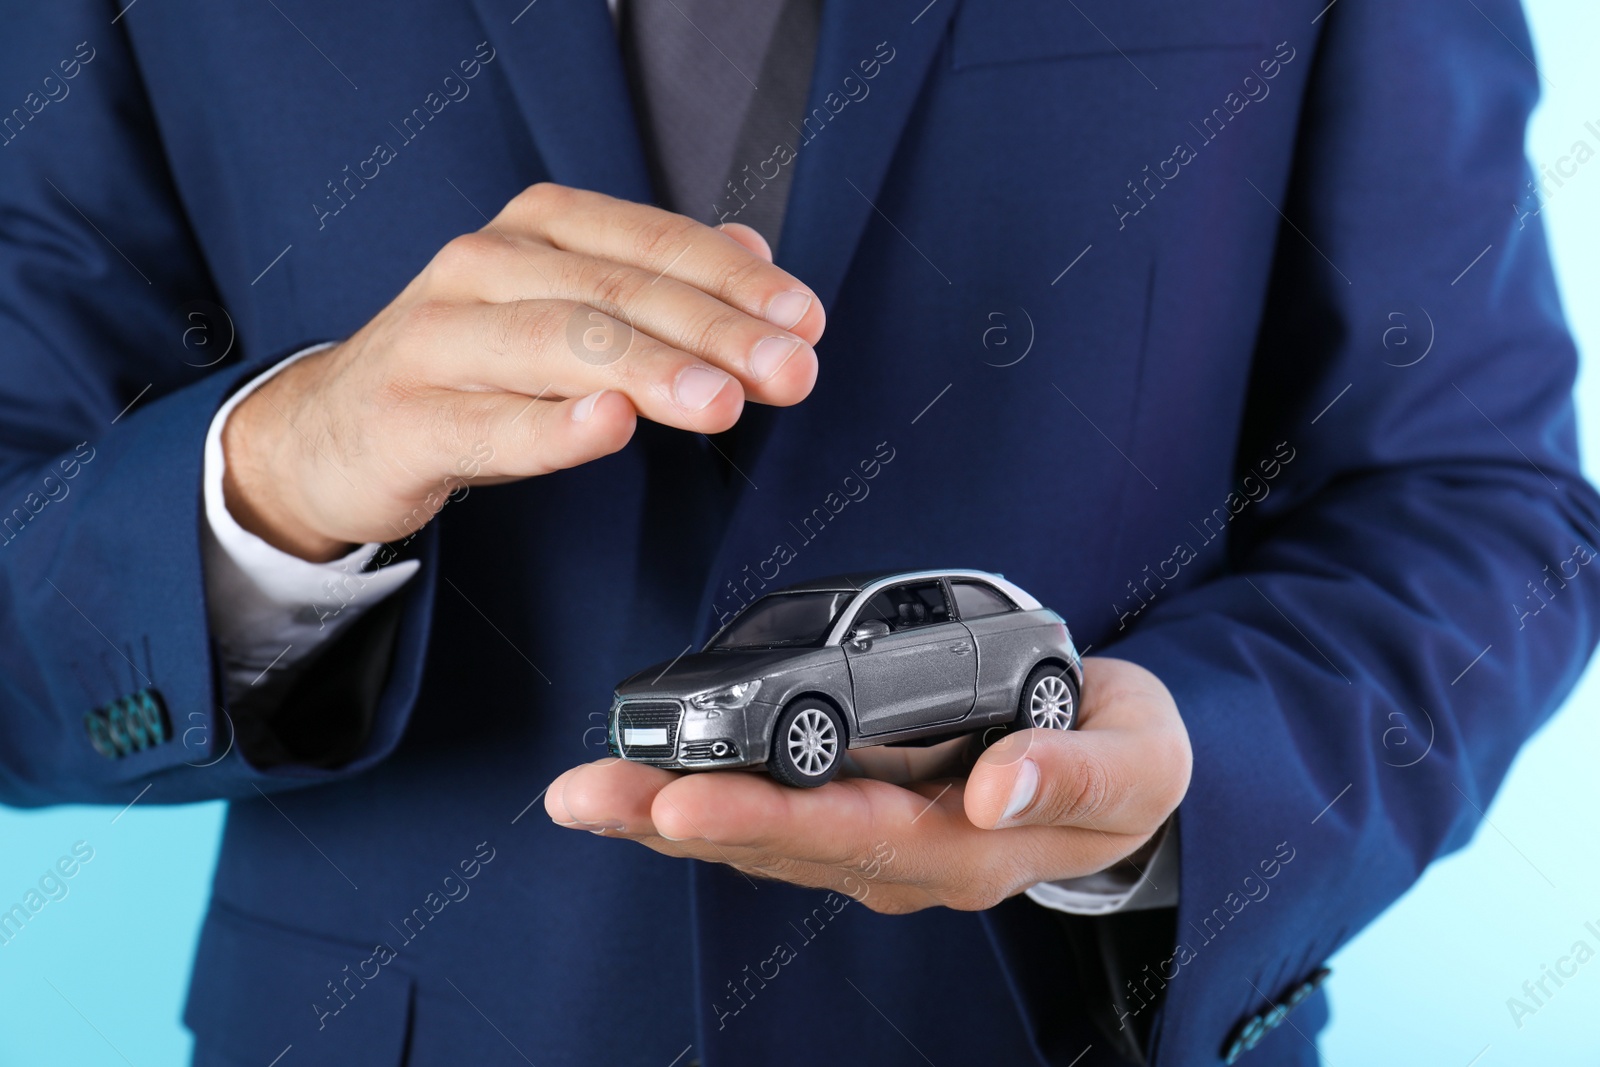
[607,697,775,770]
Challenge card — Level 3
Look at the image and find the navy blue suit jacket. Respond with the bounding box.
[3,1,1595,1064]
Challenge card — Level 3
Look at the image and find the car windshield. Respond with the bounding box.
[706,591,856,650]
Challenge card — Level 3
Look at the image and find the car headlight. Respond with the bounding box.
[688,680,762,715]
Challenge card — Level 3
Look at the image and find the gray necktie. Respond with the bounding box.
[621,0,820,251]
[613,0,819,662]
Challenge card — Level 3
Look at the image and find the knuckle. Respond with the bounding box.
[862,892,923,916]
[718,254,771,304]
[500,182,571,235]
[1049,752,1116,824]
[521,181,559,203]
[948,873,1010,912]
[432,232,496,278]
[585,264,648,316]
[501,398,543,456]
[495,300,563,361]
[677,306,738,359]
[514,181,567,217]
[630,214,698,266]
[487,302,529,360]
[396,298,457,358]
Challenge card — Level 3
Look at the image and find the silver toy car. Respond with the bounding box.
[607,569,1083,787]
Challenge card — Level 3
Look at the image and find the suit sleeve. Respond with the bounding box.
[988,1,1600,1063]
[0,6,434,807]
[1114,0,1599,1059]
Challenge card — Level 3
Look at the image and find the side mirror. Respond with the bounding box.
[848,619,891,651]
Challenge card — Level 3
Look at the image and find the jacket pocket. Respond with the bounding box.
[184,901,413,1066]
[951,0,1267,70]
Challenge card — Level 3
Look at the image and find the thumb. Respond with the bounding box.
[963,724,1186,835]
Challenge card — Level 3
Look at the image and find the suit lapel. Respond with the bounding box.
[775,0,960,311]
[469,0,654,202]
[716,1,960,517]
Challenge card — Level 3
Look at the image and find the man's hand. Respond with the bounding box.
[545,657,1192,913]
[223,183,824,561]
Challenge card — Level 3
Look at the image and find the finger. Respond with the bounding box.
[963,720,1190,835]
[499,183,826,343]
[650,767,956,868]
[451,389,637,481]
[545,756,873,870]
[717,222,772,262]
[438,241,817,407]
[424,299,748,435]
[545,757,678,834]
[549,250,817,406]
[845,734,974,784]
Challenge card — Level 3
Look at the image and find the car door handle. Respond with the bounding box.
[949,643,972,654]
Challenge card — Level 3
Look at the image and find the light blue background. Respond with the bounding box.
[1,3,1596,1062]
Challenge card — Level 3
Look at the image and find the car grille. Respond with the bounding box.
[612,700,682,762]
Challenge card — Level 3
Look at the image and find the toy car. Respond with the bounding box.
[607,569,1083,787]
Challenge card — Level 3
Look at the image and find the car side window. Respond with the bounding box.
[950,580,1016,620]
[856,581,952,632]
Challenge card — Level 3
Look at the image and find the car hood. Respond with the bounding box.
[614,647,836,698]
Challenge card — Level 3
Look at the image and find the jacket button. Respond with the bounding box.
[1221,968,1331,1062]
[84,711,119,759]
[84,688,171,759]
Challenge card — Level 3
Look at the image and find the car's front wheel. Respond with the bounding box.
[767,699,845,788]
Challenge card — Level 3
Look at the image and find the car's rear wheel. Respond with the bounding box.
[768,699,844,788]
[1010,663,1079,734]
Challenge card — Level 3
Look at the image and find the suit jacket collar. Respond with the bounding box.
[469,0,654,202]
[471,0,960,311]
[775,0,959,311]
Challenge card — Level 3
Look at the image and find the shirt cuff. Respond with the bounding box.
[1024,814,1179,915]
[201,343,422,700]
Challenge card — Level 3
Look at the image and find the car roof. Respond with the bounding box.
[704,569,1046,650]
[773,569,1039,609]
[775,570,902,593]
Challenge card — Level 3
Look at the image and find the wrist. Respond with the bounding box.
[221,354,354,563]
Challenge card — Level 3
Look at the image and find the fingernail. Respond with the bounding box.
[555,815,624,832]
[571,389,605,422]
[750,337,802,382]
[1000,758,1039,825]
[674,365,731,411]
[765,290,812,330]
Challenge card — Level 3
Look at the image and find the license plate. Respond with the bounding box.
[624,727,668,746]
